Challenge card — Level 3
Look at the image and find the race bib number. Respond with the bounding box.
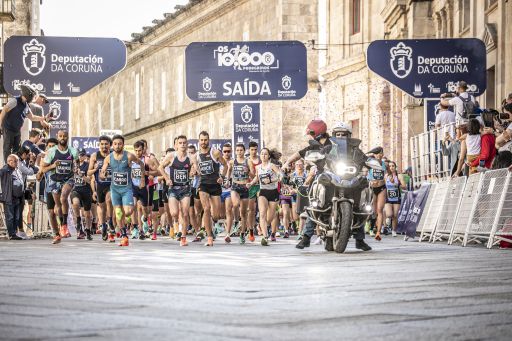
[56,160,72,175]
[113,172,128,186]
[222,177,231,189]
[293,176,305,187]
[387,189,399,199]
[199,160,214,175]
[373,169,384,180]
[173,169,189,184]
[259,173,272,185]
[281,186,292,196]
[233,165,247,180]
[131,168,142,179]
[75,174,85,186]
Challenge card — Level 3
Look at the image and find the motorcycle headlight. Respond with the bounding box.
[335,162,357,176]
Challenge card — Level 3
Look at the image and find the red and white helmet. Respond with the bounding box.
[306,119,327,138]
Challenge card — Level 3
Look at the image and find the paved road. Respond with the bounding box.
[1,235,512,341]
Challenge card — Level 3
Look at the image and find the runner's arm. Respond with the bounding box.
[100,155,110,180]
[247,159,255,178]
[246,167,259,188]
[87,153,98,176]
[215,149,228,177]
[148,157,160,176]
[157,154,173,184]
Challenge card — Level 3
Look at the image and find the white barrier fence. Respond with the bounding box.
[410,123,455,186]
[418,168,512,248]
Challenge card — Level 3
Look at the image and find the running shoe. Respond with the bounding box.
[77,231,86,240]
[96,228,102,235]
[261,237,269,246]
[139,232,146,240]
[225,236,231,244]
[17,231,28,240]
[270,233,276,242]
[52,235,62,244]
[119,236,129,246]
[169,226,175,239]
[159,228,167,236]
[392,230,397,237]
[61,224,71,238]
[116,231,121,238]
[284,231,290,239]
[131,228,139,239]
[142,220,149,235]
[313,236,323,245]
[240,234,246,244]
[85,229,93,241]
[369,229,375,237]
[151,232,157,240]
[205,236,214,246]
[248,229,255,242]
[108,233,115,243]
[180,237,188,247]
[176,231,182,239]
[192,235,202,242]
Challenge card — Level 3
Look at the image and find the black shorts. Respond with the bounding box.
[96,183,110,204]
[199,183,222,197]
[46,192,56,210]
[259,189,279,202]
[133,186,150,207]
[232,183,249,200]
[372,185,386,196]
[70,190,92,211]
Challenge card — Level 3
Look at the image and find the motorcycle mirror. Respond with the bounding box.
[365,158,383,170]
[304,150,325,163]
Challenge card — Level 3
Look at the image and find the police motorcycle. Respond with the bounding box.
[303,135,383,253]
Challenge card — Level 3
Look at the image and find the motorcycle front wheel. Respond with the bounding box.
[333,201,353,253]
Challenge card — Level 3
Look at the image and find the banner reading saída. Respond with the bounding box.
[367,38,486,98]
[185,41,307,101]
[232,102,261,150]
[397,183,431,237]
[71,136,99,155]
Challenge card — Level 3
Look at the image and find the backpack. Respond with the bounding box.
[458,95,475,119]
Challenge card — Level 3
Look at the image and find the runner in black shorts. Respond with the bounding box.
[70,148,93,240]
[196,131,228,246]
[36,138,59,241]
[187,145,203,241]
[367,146,387,241]
[228,143,254,244]
[88,136,113,241]
[130,141,151,239]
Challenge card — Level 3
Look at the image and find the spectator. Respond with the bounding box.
[0,154,34,240]
[440,81,475,137]
[454,118,481,176]
[28,93,50,131]
[15,146,34,239]
[470,110,497,171]
[0,85,50,162]
[22,129,45,158]
[495,103,512,169]
[436,96,456,139]
[441,129,461,176]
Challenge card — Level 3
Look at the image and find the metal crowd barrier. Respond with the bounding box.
[410,123,455,187]
[415,168,512,249]
[431,176,466,243]
[419,180,450,242]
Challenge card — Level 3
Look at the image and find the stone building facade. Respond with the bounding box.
[318,0,511,169]
[71,0,320,157]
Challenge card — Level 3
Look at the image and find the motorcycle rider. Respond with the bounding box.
[282,120,372,251]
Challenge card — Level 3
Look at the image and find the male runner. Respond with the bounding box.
[131,140,151,239]
[196,131,227,246]
[247,141,261,241]
[187,144,203,241]
[219,143,234,243]
[40,130,79,244]
[88,136,113,241]
[140,140,161,238]
[159,135,198,246]
[70,148,94,240]
[100,135,145,246]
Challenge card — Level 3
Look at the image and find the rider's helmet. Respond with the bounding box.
[306,119,327,139]
[332,121,352,138]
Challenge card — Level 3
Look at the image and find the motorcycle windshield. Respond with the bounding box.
[327,137,349,162]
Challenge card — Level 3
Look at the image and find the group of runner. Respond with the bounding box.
[36,127,405,247]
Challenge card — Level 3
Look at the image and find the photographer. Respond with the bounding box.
[0,85,50,162]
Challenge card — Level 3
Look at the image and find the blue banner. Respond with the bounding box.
[232,102,261,150]
[367,38,486,98]
[425,99,439,131]
[3,36,126,97]
[396,184,431,238]
[187,139,231,151]
[71,136,99,155]
[47,98,69,138]
[185,41,307,101]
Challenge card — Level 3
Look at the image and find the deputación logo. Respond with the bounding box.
[389,42,413,79]
[22,39,46,76]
